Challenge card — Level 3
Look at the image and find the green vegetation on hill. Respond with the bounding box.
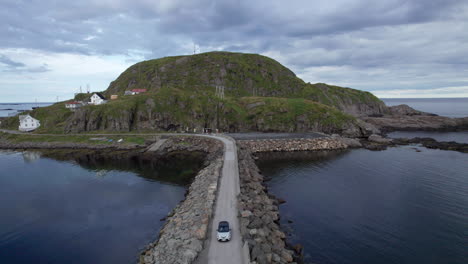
[0,51,386,136]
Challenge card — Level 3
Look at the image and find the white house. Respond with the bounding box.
[89,93,107,105]
[19,114,40,132]
[65,101,84,109]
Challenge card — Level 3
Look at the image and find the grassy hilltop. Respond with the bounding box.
[1,51,386,136]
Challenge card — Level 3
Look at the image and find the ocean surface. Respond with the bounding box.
[257,147,468,264]
[0,151,202,264]
[381,98,468,118]
[0,103,53,117]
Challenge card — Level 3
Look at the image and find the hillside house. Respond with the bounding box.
[125,89,147,95]
[65,101,84,109]
[110,95,118,100]
[19,114,40,132]
[89,93,107,105]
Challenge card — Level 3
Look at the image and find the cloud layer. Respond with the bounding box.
[1,0,468,101]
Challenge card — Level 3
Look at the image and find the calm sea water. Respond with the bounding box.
[381,98,468,118]
[258,147,468,264]
[0,103,53,117]
[0,151,202,264]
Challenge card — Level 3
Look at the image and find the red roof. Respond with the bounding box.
[131,89,147,93]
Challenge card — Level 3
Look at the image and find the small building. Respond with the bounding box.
[132,89,147,94]
[19,114,40,132]
[125,89,147,95]
[89,93,107,105]
[65,101,84,109]
[110,95,118,100]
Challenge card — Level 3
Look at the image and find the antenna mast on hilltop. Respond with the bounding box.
[193,44,200,54]
[86,84,90,93]
[80,86,82,93]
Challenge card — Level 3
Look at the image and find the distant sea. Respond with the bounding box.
[0,103,53,117]
[381,98,468,118]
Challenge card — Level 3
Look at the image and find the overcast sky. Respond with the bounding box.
[1,0,468,102]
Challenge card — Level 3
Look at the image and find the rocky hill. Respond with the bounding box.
[105,51,385,116]
[1,51,388,137]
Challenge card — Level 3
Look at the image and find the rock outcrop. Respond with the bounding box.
[363,104,468,132]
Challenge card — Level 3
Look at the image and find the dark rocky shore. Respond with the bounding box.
[362,104,468,133]
[362,136,468,153]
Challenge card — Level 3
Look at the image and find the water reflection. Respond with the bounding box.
[0,150,204,264]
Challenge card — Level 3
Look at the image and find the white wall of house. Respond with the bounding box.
[89,93,106,105]
[19,115,41,132]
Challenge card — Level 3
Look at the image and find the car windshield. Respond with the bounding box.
[218,222,229,232]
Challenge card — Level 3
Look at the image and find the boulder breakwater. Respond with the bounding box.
[139,137,223,264]
[238,137,348,153]
[238,146,297,263]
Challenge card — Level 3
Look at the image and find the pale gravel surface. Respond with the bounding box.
[194,135,246,264]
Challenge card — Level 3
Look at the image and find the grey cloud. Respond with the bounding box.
[1,0,468,93]
[0,54,25,67]
[0,54,50,73]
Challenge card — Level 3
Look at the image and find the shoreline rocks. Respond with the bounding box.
[361,104,468,133]
[237,146,298,264]
[238,138,348,153]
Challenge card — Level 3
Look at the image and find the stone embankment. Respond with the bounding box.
[238,138,348,153]
[0,139,144,150]
[140,137,223,264]
[237,146,297,264]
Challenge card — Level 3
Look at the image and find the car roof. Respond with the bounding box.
[218,221,229,226]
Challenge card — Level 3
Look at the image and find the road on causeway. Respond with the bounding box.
[195,135,246,264]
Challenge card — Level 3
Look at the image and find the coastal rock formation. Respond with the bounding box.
[238,138,348,153]
[393,137,468,153]
[368,134,393,144]
[140,137,223,264]
[237,147,297,264]
[363,104,468,132]
[386,104,435,116]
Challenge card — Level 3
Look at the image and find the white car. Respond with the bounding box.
[217,221,231,242]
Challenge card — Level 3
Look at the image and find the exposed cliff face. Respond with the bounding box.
[64,91,370,137]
